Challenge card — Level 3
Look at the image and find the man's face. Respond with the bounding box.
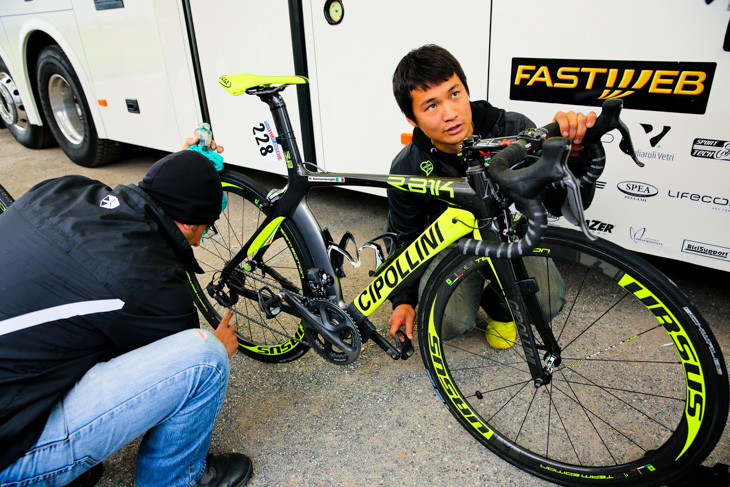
[407,73,473,154]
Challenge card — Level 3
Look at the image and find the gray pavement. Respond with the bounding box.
[1,128,728,486]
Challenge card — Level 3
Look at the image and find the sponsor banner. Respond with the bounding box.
[691,139,730,161]
[510,58,716,114]
[681,240,730,262]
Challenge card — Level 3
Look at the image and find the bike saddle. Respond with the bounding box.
[218,73,309,96]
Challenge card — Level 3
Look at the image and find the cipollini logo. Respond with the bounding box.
[510,58,716,114]
[99,195,119,209]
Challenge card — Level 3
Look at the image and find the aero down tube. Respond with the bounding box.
[353,207,477,317]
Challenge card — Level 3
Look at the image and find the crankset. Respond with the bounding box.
[303,300,362,365]
[278,293,362,365]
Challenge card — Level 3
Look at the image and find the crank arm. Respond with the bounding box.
[278,291,343,345]
[357,319,413,360]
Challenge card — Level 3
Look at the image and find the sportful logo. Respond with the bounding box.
[510,59,716,114]
[99,195,119,209]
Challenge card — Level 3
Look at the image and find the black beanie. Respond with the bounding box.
[138,150,223,224]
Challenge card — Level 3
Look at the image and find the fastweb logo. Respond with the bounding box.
[511,58,716,114]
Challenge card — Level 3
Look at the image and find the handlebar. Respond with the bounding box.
[459,99,642,259]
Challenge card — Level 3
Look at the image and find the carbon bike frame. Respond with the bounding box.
[221,89,556,376]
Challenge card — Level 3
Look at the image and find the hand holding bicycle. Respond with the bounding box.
[552,110,597,156]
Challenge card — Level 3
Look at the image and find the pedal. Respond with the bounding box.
[394,330,414,360]
[257,286,282,318]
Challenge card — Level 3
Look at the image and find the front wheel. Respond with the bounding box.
[188,169,312,363]
[36,45,121,167]
[418,227,728,487]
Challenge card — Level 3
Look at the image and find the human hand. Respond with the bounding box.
[182,135,224,153]
[213,310,238,358]
[388,304,416,342]
[552,111,597,157]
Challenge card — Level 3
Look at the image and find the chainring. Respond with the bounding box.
[303,300,361,365]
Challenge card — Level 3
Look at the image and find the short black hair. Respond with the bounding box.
[392,44,470,122]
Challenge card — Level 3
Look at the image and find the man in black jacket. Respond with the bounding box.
[386,45,596,347]
[0,146,251,487]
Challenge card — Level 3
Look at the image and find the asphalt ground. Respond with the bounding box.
[1,128,728,486]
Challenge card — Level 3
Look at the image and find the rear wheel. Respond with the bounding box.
[36,45,121,167]
[188,169,312,363]
[0,184,13,214]
[418,227,728,486]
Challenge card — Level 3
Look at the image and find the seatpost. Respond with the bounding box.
[259,92,306,175]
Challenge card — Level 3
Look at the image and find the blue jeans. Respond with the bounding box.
[0,328,230,487]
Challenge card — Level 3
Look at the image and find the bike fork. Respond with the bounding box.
[497,258,561,387]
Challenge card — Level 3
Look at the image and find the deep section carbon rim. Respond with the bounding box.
[189,170,310,363]
[419,228,728,486]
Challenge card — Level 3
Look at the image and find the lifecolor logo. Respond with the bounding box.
[511,59,716,114]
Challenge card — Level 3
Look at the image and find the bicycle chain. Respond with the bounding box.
[224,268,313,347]
[225,270,361,363]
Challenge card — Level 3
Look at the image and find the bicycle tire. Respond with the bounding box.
[418,226,728,487]
[188,169,312,363]
[0,183,13,214]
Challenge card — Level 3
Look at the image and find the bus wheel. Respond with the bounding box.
[36,45,121,167]
[0,56,53,148]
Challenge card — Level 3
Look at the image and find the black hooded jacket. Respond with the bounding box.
[0,176,202,471]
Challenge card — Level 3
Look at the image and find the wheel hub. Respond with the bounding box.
[0,72,28,129]
[47,73,84,144]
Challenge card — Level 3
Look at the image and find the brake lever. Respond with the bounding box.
[557,145,599,241]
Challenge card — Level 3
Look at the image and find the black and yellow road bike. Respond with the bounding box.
[184,73,727,487]
[0,183,13,214]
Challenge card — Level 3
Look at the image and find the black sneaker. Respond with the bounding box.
[192,453,253,487]
[66,463,103,487]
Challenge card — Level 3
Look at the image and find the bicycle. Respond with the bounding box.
[0,183,13,214]
[188,72,728,487]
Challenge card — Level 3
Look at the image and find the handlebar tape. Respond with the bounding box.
[458,138,570,258]
[458,99,625,258]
